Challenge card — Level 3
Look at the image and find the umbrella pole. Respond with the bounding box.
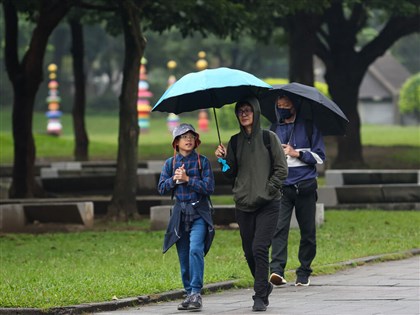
[213,107,221,145]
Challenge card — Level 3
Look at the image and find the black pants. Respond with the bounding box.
[235,199,280,298]
[270,179,317,277]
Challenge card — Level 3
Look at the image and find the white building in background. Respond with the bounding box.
[358,52,413,125]
[315,52,415,125]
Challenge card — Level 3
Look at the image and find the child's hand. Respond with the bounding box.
[174,164,189,182]
[215,144,226,158]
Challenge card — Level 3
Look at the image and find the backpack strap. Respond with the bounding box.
[305,119,313,148]
[262,130,273,175]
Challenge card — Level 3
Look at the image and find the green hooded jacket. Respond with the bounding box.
[222,96,288,212]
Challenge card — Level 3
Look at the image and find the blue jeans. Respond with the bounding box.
[176,217,206,295]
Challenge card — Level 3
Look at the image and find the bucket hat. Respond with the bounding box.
[172,123,201,150]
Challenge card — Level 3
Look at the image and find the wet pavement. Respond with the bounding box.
[94,255,420,315]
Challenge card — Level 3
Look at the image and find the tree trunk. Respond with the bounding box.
[326,70,366,168]
[107,1,146,220]
[3,0,71,198]
[315,2,419,168]
[287,12,321,85]
[70,19,89,161]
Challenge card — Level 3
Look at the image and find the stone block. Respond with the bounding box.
[382,184,420,202]
[40,168,59,178]
[150,205,171,230]
[147,160,165,172]
[51,162,82,170]
[150,203,324,231]
[317,187,338,207]
[137,169,160,195]
[290,203,324,228]
[0,204,27,232]
[335,186,383,203]
[325,169,419,186]
[0,202,94,232]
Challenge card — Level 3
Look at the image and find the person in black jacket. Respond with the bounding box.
[215,97,288,311]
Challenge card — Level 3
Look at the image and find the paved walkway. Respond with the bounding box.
[95,256,419,315]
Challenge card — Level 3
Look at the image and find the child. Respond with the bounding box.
[158,123,215,311]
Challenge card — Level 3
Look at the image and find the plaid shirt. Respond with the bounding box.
[158,151,214,202]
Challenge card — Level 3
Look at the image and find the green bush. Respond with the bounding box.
[399,73,420,116]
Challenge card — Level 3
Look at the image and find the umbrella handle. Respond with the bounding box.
[213,107,221,145]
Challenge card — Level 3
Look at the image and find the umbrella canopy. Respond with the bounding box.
[152,67,272,114]
[260,82,349,136]
[152,67,272,143]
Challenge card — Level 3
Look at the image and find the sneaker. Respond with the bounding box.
[262,282,273,306]
[177,295,191,310]
[269,272,287,286]
[252,296,267,312]
[295,275,310,286]
[187,293,202,311]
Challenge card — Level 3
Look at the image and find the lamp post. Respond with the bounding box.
[166,60,180,132]
[45,63,63,136]
[196,51,210,132]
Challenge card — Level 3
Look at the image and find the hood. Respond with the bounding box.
[235,96,262,138]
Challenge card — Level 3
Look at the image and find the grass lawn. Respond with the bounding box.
[0,108,419,168]
[1,210,419,309]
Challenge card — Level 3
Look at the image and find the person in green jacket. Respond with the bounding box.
[215,96,288,312]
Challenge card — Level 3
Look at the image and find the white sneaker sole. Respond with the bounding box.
[295,279,310,286]
[269,273,287,286]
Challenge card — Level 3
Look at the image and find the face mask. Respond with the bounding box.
[279,108,293,120]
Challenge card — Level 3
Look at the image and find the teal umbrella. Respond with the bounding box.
[152,67,272,143]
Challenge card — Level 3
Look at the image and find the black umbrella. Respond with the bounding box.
[260,82,349,136]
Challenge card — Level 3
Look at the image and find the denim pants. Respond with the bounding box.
[235,199,280,298]
[270,181,317,277]
[176,217,206,295]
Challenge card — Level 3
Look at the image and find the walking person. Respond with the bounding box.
[158,123,215,311]
[215,97,288,312]
[269,94,326,287]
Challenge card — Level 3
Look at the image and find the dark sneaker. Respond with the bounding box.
[295,275,310,286]
[177,295,191,310]
[187,293,202,311]
[269,272,287,286]
[262,282,273,306]
[252,296,267,312]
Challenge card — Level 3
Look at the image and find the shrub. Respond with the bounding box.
[399,73,420,117]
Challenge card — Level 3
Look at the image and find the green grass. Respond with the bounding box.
[361,124,420,146]
[1,210,419,309]
[1,108,419,164]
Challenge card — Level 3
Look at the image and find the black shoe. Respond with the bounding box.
[252,296,267,312]
[295,275,310,286]
[262,282,273,306]
[177,295,191,310]
[269,272,287,286]
[187,293,202,311]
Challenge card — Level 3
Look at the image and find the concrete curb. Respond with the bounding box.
[1,249,419,315]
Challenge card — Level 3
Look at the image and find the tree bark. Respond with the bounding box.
[107,1,146,220]
[70,19,89,161]
[4,0,71,198]
[286,12,321,85]
[315,1,419,168]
